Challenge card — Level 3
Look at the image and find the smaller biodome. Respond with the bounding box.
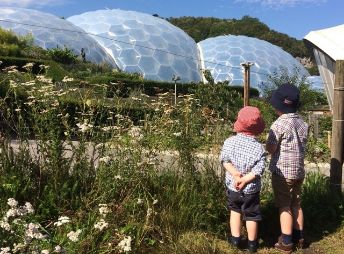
[306,76,324,90]
[0,7,116,66]
[68,9,202,83]
[198,35,309,89]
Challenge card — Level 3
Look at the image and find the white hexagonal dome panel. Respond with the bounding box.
[68,9,202,83]
[0,7,116,67]
[198,35,309,88]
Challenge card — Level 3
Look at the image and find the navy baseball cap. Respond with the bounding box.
[270,83,300,113]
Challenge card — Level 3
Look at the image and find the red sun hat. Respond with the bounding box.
[233,106,265,136]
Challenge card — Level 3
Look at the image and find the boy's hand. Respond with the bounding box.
[235,178,246,191]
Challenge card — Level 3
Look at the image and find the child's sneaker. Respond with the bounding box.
[247,240,258,253]
[274,236,293,254]
[294,238,304,249]
[228,236,240,248]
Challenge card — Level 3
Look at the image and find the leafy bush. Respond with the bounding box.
[259,66,328,111]
[47,46,78,65]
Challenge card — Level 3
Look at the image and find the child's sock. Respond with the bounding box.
[293,229,303,240]
[281,233,292,245]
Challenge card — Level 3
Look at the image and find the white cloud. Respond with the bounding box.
[0,0,69,8]
[235,0,327,8]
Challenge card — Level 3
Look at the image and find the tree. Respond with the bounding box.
[259,67,328,111]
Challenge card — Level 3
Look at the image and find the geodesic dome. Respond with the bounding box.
[68,9,202,83]
[198,35,309,88]
[0,7,116,66]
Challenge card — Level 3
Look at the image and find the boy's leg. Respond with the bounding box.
[292,205,304,231]
[279,207,293,235]
[246,220,258,241]
[227,190,243,247]
[291,179,304,248]
[230,210,242,237]
[272,174,294,253]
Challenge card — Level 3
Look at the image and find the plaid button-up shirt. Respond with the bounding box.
[219,133,266,194]
[267,113,308,179]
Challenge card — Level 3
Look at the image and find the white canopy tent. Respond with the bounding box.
[304,24,344,111]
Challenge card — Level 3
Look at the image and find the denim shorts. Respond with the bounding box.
[227,189,262,221]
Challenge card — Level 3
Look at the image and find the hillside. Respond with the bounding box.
[168,15,310,59]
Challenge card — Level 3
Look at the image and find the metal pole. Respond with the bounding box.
[172,75,180,105]
[330,60,344,193]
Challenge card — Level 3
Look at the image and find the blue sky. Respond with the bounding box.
[0,0,343,39]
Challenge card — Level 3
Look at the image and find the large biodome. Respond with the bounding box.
[67,9,202,83]
[0,7,116,66]
[198,35,309,88]
[0,7,310,87]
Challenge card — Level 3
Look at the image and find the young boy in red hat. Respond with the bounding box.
[266,83,308,253]
[219,106,266,253]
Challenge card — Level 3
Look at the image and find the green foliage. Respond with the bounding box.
[47,46,78,65]
[302,172,344,236]
[259,66,328,112]
[168,16,310,58]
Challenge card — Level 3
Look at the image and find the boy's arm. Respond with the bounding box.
[222,162,242,181]
[236,151,266,190]
[266,143,278,154]
[266,128,281,155]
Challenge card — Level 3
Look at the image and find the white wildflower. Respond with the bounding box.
[146,208,153,217]
[6,208,18,218]
[25,202,34,214]
[99,156,111,164]
[76,122,93,133]
[12,243,25,253]
[0,220,11,231]
[0,247,10,254]
[36,75,53,84]
[25,223,45,240]
[7,198,18,207]
[62,76,74,82]
[99,204,110,216]
[67,229,81,242]
[153,199,158,205]
[41,250,50,254]
[95,143,104,149]
[173,132,182,137]
[9,80,18,88]
[23,62,34,70]
[101,126,120,132]
[117,236,132,253]
[137,198,143,205]
[94,219,108,231]
[54,245,62,253]
[114,175,122,180]
[54,216,70,227]
[128,126,143,140]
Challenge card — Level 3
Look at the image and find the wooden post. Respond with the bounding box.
[241,62,253,106]
[330,60,344,193]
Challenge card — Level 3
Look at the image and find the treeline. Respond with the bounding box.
[168,16,310,58]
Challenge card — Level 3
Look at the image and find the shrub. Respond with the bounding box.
[47,46,78,65]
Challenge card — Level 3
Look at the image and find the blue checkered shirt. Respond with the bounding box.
[219,133,266,194]
[267,113,308,179]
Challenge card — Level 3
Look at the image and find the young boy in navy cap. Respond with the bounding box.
[266,83,308,253]
[219,106,266,253]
